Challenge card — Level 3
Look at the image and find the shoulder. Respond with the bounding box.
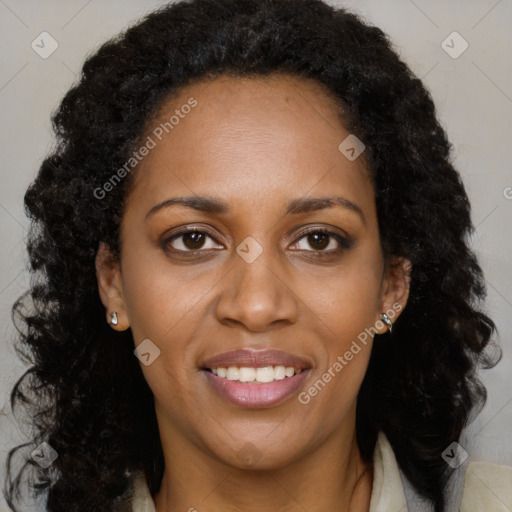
[460,460,512,511]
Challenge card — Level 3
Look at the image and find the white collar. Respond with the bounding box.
[369,431,408,511]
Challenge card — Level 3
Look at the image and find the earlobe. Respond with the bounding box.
[95,241,130,331]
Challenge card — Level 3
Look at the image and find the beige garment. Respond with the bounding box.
[130,432,512,511]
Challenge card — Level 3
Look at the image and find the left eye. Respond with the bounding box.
[291,229,349,252]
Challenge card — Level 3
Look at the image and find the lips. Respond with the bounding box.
[199,348,313,408]
[200,348,312,371]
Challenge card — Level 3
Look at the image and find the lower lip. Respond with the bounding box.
[203,369,311,409]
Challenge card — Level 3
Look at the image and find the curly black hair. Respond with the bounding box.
[4,0,500,511]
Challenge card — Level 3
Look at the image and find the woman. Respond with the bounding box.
[4,0,511,511]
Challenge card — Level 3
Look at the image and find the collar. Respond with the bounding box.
[369,431,408,511]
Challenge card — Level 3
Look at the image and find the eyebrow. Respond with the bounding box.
[145,195,365,224]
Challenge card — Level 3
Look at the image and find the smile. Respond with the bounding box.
[202,367,311,408]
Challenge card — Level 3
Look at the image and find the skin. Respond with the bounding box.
[96,73,411,512]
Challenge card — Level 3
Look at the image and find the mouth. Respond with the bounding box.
[199,348,312,408]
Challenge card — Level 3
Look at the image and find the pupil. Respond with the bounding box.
[309,233,328,250]
[184,232,205,250]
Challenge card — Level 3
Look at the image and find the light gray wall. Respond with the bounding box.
[1,1,511,510]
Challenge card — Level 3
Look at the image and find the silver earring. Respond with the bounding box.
[109,312,118,326]
[381,313,393,333]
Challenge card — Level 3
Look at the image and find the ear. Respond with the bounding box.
[375,256,411,334]
[95,241,130,331]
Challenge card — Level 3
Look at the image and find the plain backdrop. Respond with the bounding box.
[0,1,511,511]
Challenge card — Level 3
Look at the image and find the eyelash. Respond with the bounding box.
[162,226,353,257]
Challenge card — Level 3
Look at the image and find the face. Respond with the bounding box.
[96,73,410,470]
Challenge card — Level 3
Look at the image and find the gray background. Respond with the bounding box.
[0,1,511,510]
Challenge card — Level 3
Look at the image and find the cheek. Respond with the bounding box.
[296,244,382,416]
[303,243,383,336]
[118,247,216,404]
[298,317,373,433]
[119,245,210,342]
[120,256,204,425]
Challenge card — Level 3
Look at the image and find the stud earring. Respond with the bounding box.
[381,313,393,333]
[109,312,118,326]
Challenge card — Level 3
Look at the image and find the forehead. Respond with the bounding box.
[125,73,374,219]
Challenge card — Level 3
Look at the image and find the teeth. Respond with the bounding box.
[226,367,239,380]
[256,366,274,383]
[239,367,256,382]
[210,365,304,383]
[274,366,286,380]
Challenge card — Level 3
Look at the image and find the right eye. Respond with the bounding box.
[163,228,224,254]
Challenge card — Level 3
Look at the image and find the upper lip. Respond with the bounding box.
[201,348,312,370]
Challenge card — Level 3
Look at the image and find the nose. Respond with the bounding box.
[214,247,299,332]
